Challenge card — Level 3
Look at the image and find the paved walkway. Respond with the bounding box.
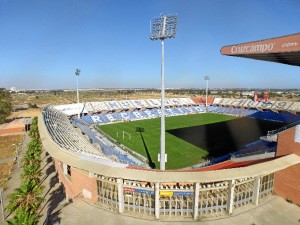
[56,196,300,225]
[38,150,67,225]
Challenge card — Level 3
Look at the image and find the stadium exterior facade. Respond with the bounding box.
[39,97,300,220]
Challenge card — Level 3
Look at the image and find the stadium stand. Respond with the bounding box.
[89,101,109,112]
[232,140,277,158]
[146,98,160,107]
[78,105,205,125]
[43,106,149,168]
[72,119,148,167]
[230,99,246,107]
[54,103,88,116]
[105,100,121,111]
[131,99,150,108]
[268,119,300,136]
[119,100,135,109]
[272,101,293,111]
[255,101,274,109]
[207,105,300,122]
[184,97,197,105]
[192,139,277,170]
[220,98,235,106]
[287,101,300,112]
[84,102,95,112]
[242,99,259,108]
[210,98,300,113]
[43,106,106,159]
[212,97,223,105]
[249,110,300,123]
[54,98,300,119]
[169,98,184,105]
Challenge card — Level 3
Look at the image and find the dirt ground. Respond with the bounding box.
[0,134,23,188]
[0,162,14,187]
[7,108,40,119]
[0,135,22,158]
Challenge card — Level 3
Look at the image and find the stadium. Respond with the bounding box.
[38,32,300,221]
[1,2,299,224]
[39,92,300,220]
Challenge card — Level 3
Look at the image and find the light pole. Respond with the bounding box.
[204,76,210,112]
[75,69,81,119]
[150,14,177,170]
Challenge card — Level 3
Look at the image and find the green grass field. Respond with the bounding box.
[98,113,235,170]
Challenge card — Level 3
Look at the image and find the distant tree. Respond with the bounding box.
[0,88,12,124]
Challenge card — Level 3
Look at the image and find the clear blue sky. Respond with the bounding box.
[0,0,299,90]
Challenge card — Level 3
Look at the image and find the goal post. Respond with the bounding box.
[123,131,131,140]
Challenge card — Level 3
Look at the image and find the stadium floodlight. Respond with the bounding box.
[204,76,210,112]
[150,14,178,171]
[150,14,177,41]
[75,69,81,118]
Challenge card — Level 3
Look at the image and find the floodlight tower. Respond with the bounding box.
[204,76,210,112]
[150,14,177,170]
[75,69,81,118]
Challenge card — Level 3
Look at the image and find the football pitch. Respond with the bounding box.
[98,113,235,170]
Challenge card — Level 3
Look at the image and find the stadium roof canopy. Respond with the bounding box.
[220,33,300,66]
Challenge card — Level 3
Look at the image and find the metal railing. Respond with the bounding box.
[268,119,300,135]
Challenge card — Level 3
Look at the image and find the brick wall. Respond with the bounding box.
[54,159,98,203]
[54,159,75,198]
[274,127,300,204]
[70,167,98,203]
